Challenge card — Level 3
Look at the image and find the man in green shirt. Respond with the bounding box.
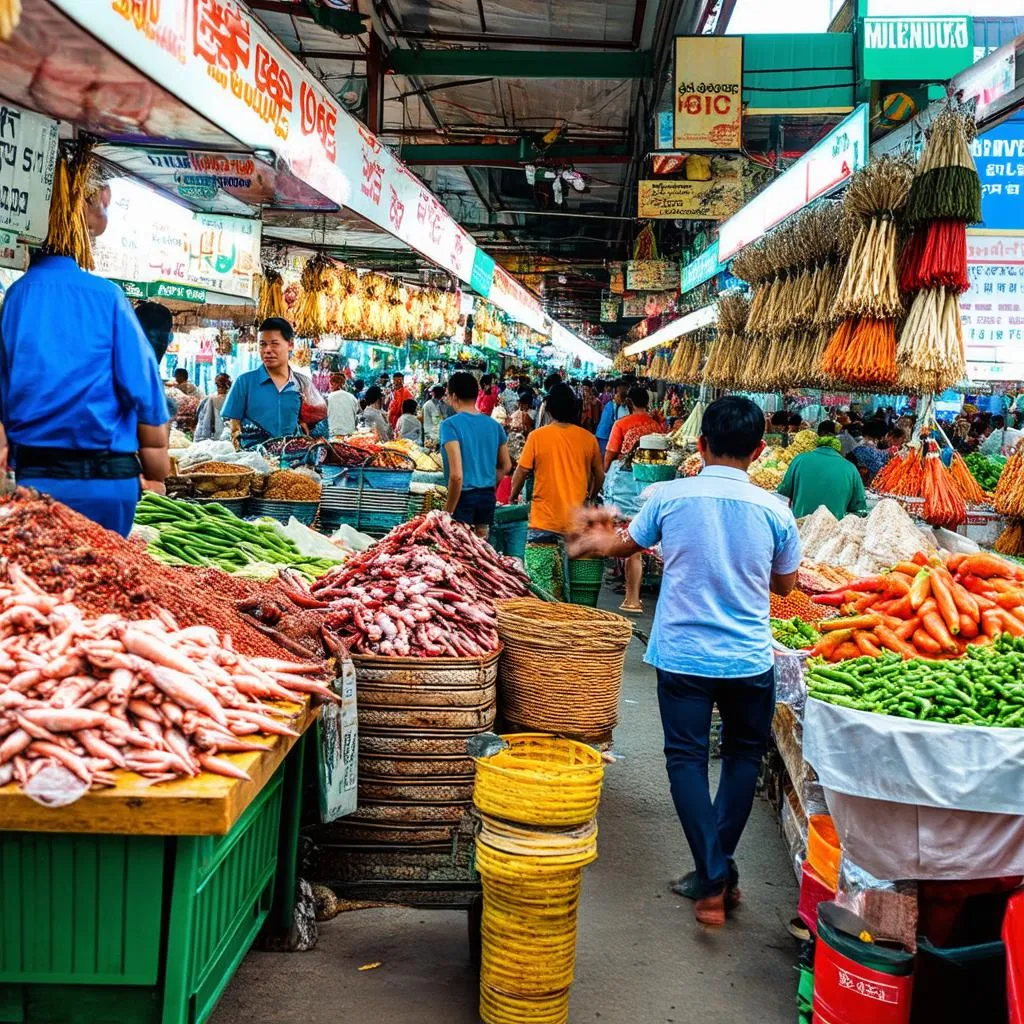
[778,421,867,520]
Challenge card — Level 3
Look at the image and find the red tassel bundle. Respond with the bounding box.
[899,219,969,293]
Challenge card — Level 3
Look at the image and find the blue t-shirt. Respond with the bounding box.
[629,466,802,678]
[221,366,302,444]
[595,400,627,441]
[0,255,168,453]
[439,411,505,491]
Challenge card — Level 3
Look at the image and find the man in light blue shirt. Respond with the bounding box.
[570,396,800,927]
[595,378,629,454]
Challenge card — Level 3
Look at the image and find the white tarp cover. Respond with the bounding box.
[803,697,1024,816]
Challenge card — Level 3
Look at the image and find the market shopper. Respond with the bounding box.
[508,383,604,539]
[222,318,303,449]
[359,385,392,441]
[0,252,170,535]
[778,421,867,519]
[396,399,423,444]
[579,380,601,433]
[979,414,1024,456]
[194,373,232,442]
[326,372,360,437]
[534,372,563,428]
[849,420,890,484]
[387,372,414,430]
[173,367,200,397]
[422,384,450,444]
[568,396,801,926]
[441,371,511,537]
[476,374,501,416]
[603,386,663,471]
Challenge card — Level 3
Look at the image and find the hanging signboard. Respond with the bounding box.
[0,228,27,270]
[600,297,619,323]
[673,36,743,151]
[681,241,726,293]
[718,104,869,261]
[0,103,58,243]
[861,16,973,82]
[961,231,1024,378]
[621,295,647,318]
[470,248,496,297]
[609,263,626,295]
[489,267,546,334]
[971,117,1024,232]
[93,179,261,300]
[626,260,679,292]
[638,178,743,220]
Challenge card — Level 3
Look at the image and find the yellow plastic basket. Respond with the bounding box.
[480,983,570,1024]
[473,733,604,827]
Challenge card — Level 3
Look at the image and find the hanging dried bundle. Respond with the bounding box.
[294,253,333,337]
[994,449,1024,518]
[832,157,914,319]
[994,521,1024,557]
[820,317,898,386]
[43,143,95,268]
[897,287,965,392]
[906,108,981,225]
[0,0,21,41]
[256,268,286,322]
[899,219,970,293]
[704,293,750,387]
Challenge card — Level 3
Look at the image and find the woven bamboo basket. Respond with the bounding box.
[480,984,569,1024]
[494,599,632,738]
[478,813,598,858]
[474,734,604,827]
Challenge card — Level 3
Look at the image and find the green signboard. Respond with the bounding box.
[862,16,973,82]
[112,279,208,304]
[681,241,726,293]
[470,249,495,297]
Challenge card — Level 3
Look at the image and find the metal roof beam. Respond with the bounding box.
[387,49,652,80]
[401,141,631,165]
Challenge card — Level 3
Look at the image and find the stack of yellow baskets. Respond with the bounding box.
[473,733,605,1024]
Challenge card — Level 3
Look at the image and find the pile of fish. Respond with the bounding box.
[309,511,532,657]
[0,564,337,798]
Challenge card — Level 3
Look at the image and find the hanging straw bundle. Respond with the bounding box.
[905,108,981,225]
[832,156,914,320]
[294,253,333,337]
[897,286,965,392]
[43,142,95,269]
[256,267,286,322]
[0,0,21,41]
[704,292,749,388]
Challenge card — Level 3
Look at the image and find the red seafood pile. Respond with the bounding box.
[0,564,336,795]
[310,511,531,657]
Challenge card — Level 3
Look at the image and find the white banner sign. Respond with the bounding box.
[961,231,1024,380]
[0,103,58,242]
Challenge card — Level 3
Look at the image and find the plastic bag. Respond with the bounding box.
[835,854,918,952]
[279,517,351,561]
[295,371,327,426]
[330,522,375,552]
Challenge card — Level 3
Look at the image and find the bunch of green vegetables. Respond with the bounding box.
[807,634,1024,727]
[135,493,340,580]
[964,452,1005,492]
[771,617,821,649]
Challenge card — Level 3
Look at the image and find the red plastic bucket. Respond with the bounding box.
[814,941,913,1024]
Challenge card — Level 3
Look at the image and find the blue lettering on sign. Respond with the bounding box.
[972,116,1024,231]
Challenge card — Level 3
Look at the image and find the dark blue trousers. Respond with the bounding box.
[656,667,775,896]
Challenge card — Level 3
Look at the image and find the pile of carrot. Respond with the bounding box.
[809,550,1024,662]
[873,440,985,520]
[820,318,898,386]
[922,441,966,528]
[873,447,924,497]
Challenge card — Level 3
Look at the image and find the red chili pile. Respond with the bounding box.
[0,490,307,661]
[309,511,531,657]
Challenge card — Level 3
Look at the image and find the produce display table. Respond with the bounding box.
[0,701,318,1024]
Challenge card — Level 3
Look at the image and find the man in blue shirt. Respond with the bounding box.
[222,317,302,448]
[0,254,170,535]
[595,378,629,455]
[570,396,801,927]
[440,371,511,537]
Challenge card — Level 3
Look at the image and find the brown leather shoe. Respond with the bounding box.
[695,890,727,927]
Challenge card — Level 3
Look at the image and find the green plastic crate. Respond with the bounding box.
[0,750,294,1024]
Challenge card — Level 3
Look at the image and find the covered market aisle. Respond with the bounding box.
[211,612,798,1024]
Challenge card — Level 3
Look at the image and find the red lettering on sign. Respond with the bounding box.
[299,81,338,162]
[254,44,294,111]
[193,0,251,73]
[388,186,405,230]
[361,148,384,205]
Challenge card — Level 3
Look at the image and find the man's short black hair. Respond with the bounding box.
[770,411,789,428]
[174,368,188,379]
[701,396,765,459]
[481,374,494,388]
[362,385,383,407]
[993,415,1006,429]
[627,385,649,410]
[546,383,579,424]
[847,422,864,439]
[259,316,293,342]
[353,379,365,392]
[135,301,173,335]
[518,389,534,407]
[788,411,803,428]
[818,420,837,437]
[393,371,404,381]
[402,398,417,415]
[430,384,445,398]
[447,370,479,402]
[544,372,561,392]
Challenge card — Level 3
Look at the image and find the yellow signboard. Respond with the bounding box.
[626,260,680,292]
[638,178,744,220]
[674,36,743,150]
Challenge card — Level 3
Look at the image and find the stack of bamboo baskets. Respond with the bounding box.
[473,734,605,1024]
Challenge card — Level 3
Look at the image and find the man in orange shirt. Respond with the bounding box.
[508,383,604,540]
[387,371,414,430]
[603,385,664,471]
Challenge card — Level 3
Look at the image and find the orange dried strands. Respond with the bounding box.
[949,452,986,505]
[922,443,966,528]
[820,317,898,386]
[873,448,924,497]
[994,449,1024,518]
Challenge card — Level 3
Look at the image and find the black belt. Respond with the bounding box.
[15,446,142,481]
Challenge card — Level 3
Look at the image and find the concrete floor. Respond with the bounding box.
[213,603,799,1024]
